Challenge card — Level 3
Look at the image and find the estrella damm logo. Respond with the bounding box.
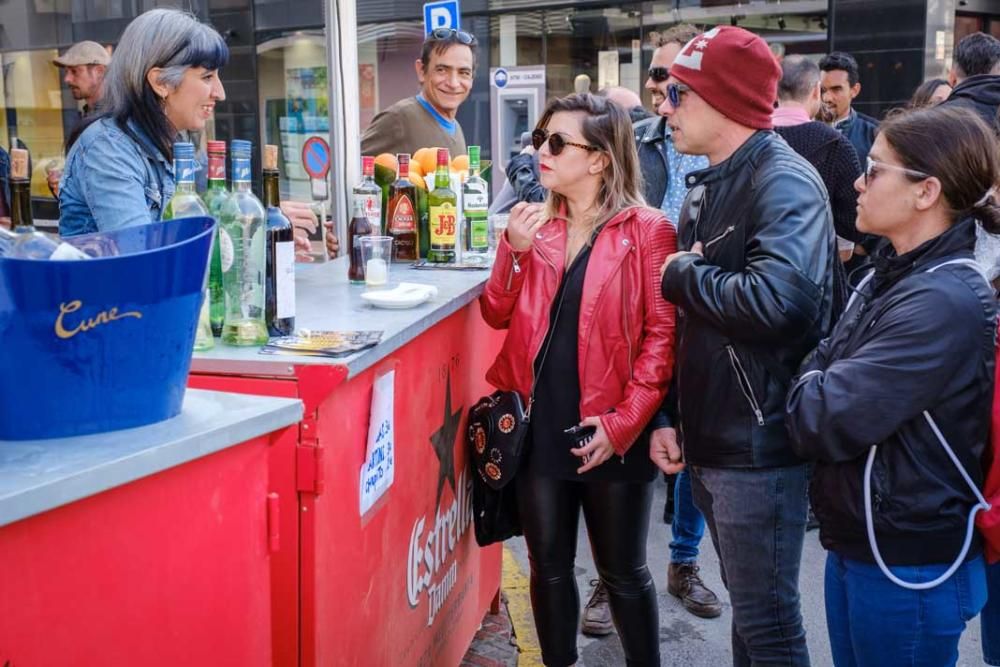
[54,300,143,340]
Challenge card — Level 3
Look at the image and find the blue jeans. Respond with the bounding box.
[690,464,811,667]
[826,551,986,667]
[670,468,706,563]
[982,561,1000,665]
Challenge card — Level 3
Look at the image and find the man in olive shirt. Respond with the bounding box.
[360,29,475,157]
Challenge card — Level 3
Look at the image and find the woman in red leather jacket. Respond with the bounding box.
[480,93,676,667]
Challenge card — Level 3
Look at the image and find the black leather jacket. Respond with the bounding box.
[661,131,835,468]
[787,219,995,566]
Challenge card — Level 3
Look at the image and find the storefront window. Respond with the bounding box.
[2,49,66,202]
[257,32,329,200]
[357,21,426,132]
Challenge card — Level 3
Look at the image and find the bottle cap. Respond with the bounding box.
[173,142,194,160]
[231,139,252,158]
[207,140,227,154]
[361,155,375,175]
[468,145,480,169]
[397,153,410,171]
[263,145,278,170]
[437,148,450,166]
[10,148,28,180]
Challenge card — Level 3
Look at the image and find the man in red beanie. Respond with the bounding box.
[652,26,835,667]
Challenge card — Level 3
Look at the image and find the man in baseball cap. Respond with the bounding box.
[654,26,835,666]
[52,41,110,115]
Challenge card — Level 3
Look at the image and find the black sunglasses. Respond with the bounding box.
[531,128,600,156]
[647,66,670,83]
[430,28,477,45]
[667,82,691,108]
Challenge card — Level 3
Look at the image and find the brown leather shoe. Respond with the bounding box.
[581,579,615,636]
[667,562,723,619]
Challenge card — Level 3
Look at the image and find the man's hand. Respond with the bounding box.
[280,200,321,261]
[661,241,703,279]
[507,201,546,252]
[649,427,685,475]
[323,220,340,259]
[46,169,62,198]
[571,416,616,474]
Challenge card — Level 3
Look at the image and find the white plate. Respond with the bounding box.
[360,283,437,309]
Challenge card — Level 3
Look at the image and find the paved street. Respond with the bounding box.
[503,475,986,666]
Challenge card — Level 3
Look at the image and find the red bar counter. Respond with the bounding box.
[0,390,303,666]
[188,258,505,667]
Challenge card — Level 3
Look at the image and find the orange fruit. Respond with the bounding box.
[415,147,441,176]
[408,171,427,190]
[374,153,398,174]
[408,160,425,178]
[451,154,469,174]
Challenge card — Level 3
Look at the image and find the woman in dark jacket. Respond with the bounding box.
[480,93,675,666]
[786,104,999,667]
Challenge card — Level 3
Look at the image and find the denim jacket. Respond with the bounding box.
[59,117,175,237]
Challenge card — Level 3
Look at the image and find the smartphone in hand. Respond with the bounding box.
[564,424,597,464]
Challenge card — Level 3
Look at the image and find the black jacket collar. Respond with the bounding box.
[871,217,977,292]
[686,130,771,188]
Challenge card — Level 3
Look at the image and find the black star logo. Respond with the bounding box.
[430,370,463,508]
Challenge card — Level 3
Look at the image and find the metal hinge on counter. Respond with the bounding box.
[296,414,325,495]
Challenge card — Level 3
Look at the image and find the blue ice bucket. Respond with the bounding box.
[0,217,215,440]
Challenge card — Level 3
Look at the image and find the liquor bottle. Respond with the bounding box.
[427,148,457,263]
[347,195,373,283]
[162,141,214,350]
[9,148,33,232]
[386,153,418,261]
[0,226,89,259]
[354,156,382,234]
[462,146,490,262]
[201,140,229,336]
[219,139,269,346]
[262,144,295,337]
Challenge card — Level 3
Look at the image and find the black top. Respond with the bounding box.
[525,242,655,482]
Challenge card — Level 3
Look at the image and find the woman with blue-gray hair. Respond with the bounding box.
[59,8,228,236]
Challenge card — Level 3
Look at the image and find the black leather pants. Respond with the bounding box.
[515,474,660,666]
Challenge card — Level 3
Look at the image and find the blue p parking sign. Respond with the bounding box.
[423,0,461,35]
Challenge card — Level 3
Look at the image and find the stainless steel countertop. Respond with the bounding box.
[190,256,492,379]
[0,389,303,527]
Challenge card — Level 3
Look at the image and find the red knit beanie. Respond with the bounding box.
[669,26,780,130]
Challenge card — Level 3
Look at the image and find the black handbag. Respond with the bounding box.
[467,277,570,545]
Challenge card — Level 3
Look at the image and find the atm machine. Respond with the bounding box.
[489,66,546,197]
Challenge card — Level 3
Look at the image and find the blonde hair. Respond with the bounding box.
[536,93,647,238]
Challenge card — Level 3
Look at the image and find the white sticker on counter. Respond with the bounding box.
[360,369,395,515]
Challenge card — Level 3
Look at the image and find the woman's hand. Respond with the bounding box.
[649,427,685,475]
[506,201,546,252]
[571,416,616,474]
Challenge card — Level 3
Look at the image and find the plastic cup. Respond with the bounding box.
[361,235,393,287]
[488,213,510,258]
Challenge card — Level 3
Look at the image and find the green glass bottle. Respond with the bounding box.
[427,148,457,263]
[201,140,229,337]
[219,140,269,347]
[462,145,489,263]
[162,141,214,351]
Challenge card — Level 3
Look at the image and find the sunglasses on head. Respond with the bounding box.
[667,82,691,108]
[864,156,931,186]
[430,28,477,45]
[647,66,670,83]
[531,128,600,156]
